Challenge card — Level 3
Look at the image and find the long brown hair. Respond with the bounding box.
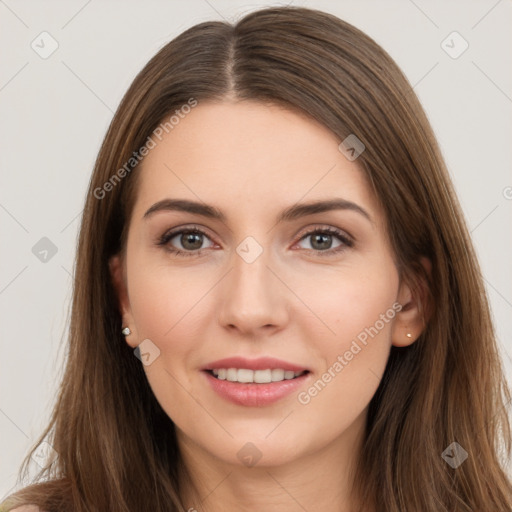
[2,6,511,511]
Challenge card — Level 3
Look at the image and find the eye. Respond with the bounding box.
[157,224,354,258]
[294,227,353,256]
[157,225,215,257]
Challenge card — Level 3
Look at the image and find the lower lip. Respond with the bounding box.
[203,371,309,407]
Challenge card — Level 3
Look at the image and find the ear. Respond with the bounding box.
[391,257,432,347]
[109,254,138,347]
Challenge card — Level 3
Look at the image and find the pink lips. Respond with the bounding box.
[201,356,310,407]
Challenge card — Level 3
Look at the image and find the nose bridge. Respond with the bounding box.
[231,237,275,308]
[217,235,287,331]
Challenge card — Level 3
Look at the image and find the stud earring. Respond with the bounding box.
[122,327,131,336]
[406,332,412,339]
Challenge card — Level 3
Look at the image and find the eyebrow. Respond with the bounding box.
[143,198,373,224]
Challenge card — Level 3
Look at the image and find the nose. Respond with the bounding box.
[216,243,289,336]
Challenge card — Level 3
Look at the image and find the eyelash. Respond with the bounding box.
[156,224,354,258]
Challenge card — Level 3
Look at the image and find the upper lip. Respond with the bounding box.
[201,357,309,372]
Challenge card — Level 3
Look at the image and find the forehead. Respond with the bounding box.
[132,100,379,223]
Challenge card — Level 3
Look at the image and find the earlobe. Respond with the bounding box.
[391,257,432,347]
[109,254,137,345]
[391,283,419,348]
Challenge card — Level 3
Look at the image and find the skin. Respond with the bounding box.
[110,100,427,512]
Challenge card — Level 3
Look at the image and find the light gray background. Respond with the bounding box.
[1,0,511,498]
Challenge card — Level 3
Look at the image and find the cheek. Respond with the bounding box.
[125,262,213,429]
[298,266,397,414]
[294,259,399,346]
[127,257,212,341]
[293,261,399,407]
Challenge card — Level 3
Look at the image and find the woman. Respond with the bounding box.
[2,5,511,512]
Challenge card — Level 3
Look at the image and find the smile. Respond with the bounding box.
[203,370,310,407]
[209,368,307,383]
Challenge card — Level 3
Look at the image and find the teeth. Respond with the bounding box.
[271,369,284,381]
[237,369,254,383]
[211,368,305,383]
[254,369,272,383]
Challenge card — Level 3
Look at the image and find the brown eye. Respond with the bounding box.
[157,227,215,257]
[177,231,204,251]
[295,227,353,256]
[309,232,337,250]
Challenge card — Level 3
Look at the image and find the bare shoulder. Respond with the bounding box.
[10,506,42,512]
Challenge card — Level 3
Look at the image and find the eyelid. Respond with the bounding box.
[156,223,218,248]
[294,224,354,244]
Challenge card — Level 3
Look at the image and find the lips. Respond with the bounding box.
[200,356,311,406]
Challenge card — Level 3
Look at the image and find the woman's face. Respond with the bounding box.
[110,100,416,469]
